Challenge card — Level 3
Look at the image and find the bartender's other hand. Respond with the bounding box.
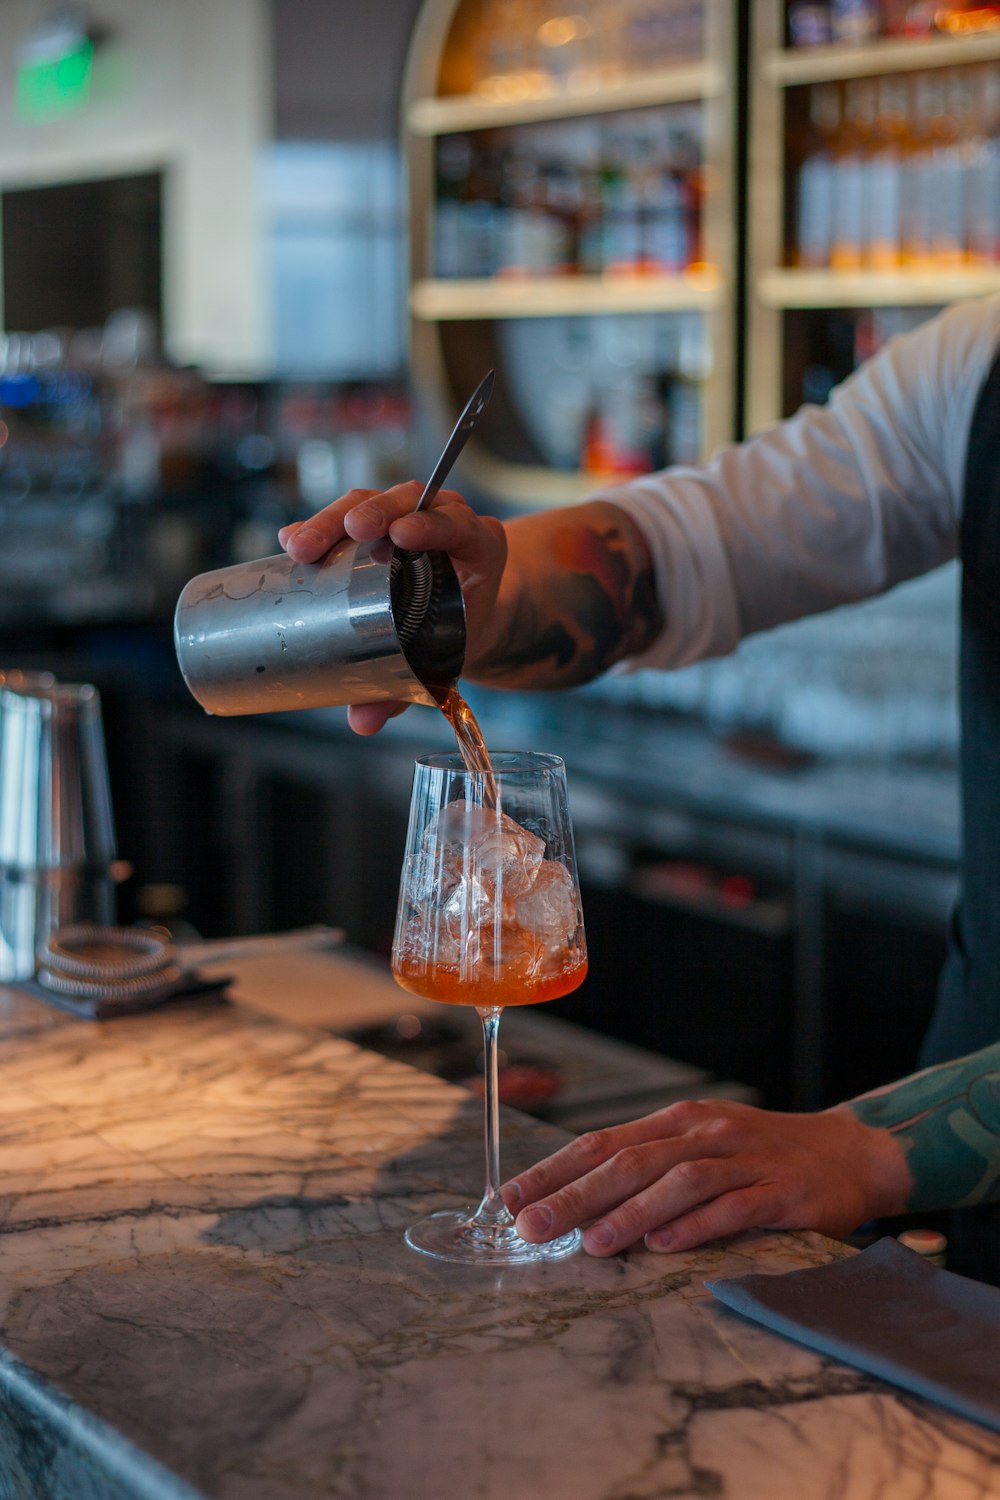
[278,483,507,734]
[500,1099,911,1257]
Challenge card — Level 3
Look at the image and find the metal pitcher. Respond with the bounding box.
[173,536,466,717]
[0,680,119,981]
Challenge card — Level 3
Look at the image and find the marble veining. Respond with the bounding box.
[0,979,997,1499]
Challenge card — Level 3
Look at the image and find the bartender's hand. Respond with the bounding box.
[278,483,507,734]
[501,1098,911,1257]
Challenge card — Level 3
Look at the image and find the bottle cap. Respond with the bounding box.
[897,1228,947,1263]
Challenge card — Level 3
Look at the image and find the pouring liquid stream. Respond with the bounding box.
[438,684,499,808]
[395,684,589,1008]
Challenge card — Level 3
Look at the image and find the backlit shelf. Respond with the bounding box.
[763,30,1000,86]
[757,267,1000,309]
[411,270,723,321]
[406,61,723,136]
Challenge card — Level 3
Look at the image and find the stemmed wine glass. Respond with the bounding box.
[392,751,588,1265]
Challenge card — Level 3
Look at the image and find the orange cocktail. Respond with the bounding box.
[392,749,587,1265]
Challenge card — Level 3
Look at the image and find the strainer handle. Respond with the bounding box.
[414,369,495,514]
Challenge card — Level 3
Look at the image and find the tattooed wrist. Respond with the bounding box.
[849,1043,1000,1212]
[471,503,664,690]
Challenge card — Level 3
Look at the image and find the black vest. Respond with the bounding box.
[918,348,1000,1282]
[922,350,1000,1067]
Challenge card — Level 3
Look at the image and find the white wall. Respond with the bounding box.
[0,0,272,376]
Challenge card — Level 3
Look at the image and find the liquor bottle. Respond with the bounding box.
[599,126,643,274]
[934,3,1000,32]
[934,69,975,267]
[434,135,473,278]
[881,0,935,31]
[496,142,539,274]
[642,122,696,273]
[538,155,578,274]
[795,84,840,269]
[902,72,939,268]
[829,0,881,42]
[673,116,705,269]
[909,71,964,270]
[830,79,875,271]
[968,64,1000,265]
[788,3,834,46]
[581,403,620,476]
[465,139,504,277]
[865,76,908,270]
[577,155,605,274]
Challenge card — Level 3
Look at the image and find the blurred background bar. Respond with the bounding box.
[2,0,996,1114]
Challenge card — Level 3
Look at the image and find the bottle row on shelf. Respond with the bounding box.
[787,0,1000,46]
[432,107,704,280]
[502,311,708,475]
[580,369,701,476]
[441,0,704,103]
[521,365,702,477]
[791,64,1000,272]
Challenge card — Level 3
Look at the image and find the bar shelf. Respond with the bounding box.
[757,267,1000,310]
[407,61,724,136]
[402,0,738,508]
[746,4,1000,433]
[763,30,1000,87]
[410,269,723,321]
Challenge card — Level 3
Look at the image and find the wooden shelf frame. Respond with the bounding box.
[758,267,1000,310]
[406,60,724,135]
[763,29,1000,87]
[401,0,739,509]
[410,270,724,321]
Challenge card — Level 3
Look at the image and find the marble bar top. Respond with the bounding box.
[1,962,999,1500]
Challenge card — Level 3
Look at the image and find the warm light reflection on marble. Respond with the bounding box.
[0,981,997,1499]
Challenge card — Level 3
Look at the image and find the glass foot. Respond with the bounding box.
[404,1209,582,1265]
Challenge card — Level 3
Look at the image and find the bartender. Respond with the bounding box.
[279,294,1000,1281]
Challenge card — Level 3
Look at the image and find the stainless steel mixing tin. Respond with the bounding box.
[173,536,466,716]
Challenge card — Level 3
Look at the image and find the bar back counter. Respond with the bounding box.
[139,681,957,1114]
[0,947,996,1500]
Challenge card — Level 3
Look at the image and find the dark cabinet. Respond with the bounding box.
[120,697,955,1112]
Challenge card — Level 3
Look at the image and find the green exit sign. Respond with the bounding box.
[16,38,94,122]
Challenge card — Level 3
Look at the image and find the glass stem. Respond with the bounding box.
[473,1006,512,1226]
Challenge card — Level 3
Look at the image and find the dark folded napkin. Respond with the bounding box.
[706,1235,1000,1433]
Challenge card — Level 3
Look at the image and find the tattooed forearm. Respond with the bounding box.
[468,501,664,690]
[849,1042,1000,1211]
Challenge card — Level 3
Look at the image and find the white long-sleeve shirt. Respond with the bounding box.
[598,295,1000,672]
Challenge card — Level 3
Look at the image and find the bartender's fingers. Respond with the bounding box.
[279,489,382,561]
[502,1101,719,1213]
[582,1164,776,1258]
[342,480,429,541]
[513,1147,753,1256]
[279,482,504,578]
[346,702,409,735]
[643,1185,779,1255]
[339,481,495,553]
[279,478,446,557]
[385,491,506,563]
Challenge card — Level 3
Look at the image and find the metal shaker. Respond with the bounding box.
[173,536,466,716]
[0,680,120,981]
